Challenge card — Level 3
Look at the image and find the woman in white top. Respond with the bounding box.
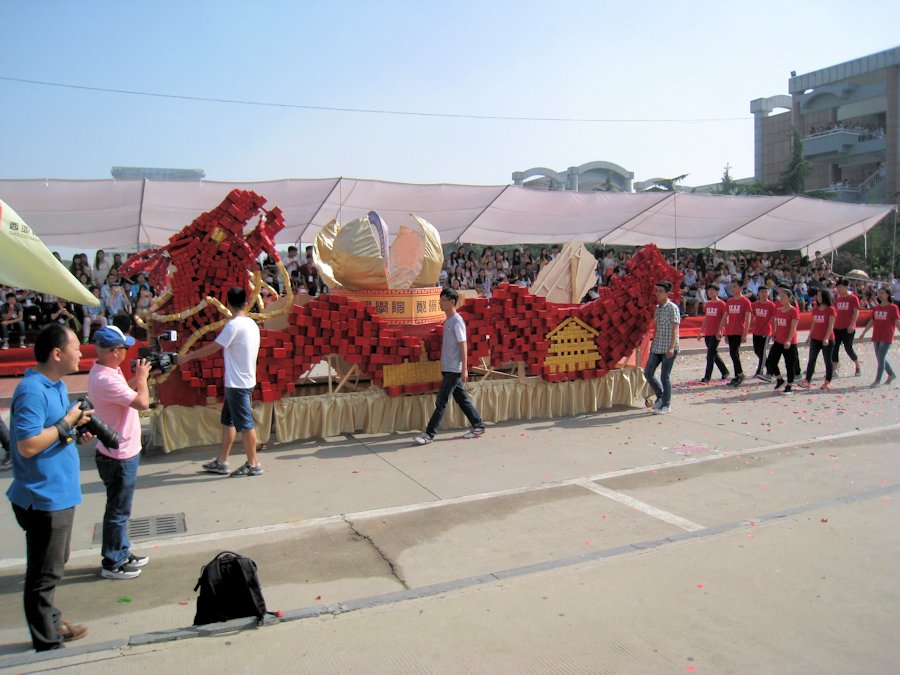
[93,250,112,287]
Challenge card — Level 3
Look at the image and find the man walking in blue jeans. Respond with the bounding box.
[414,287,486,444]
[181,287,262,477]
[88,326,152,580]
[644,281,680,415]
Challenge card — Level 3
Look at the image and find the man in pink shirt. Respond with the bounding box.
[87,326,152,580]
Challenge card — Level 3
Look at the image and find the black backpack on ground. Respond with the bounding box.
[193,551,270,626]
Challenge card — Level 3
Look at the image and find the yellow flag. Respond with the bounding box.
[0,198,99,306]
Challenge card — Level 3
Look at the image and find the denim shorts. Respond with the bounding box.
[221,387,255,432]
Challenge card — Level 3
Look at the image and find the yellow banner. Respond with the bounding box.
[0,198,98,306]
[332,287,444,324]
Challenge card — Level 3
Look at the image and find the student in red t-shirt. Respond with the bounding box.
[724,280,752,386]
[859,287,900,387]
[765,288,800,394]
[751,286,776,380]
[699,285,728,383]
[800,288,836,390]
[831,279,861,376]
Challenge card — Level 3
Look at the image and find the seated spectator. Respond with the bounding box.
[128,273,151,304]
[82,286,108,344]
[100,273,118,305]
[48,298,80,333]
[682,285,702,317]
[17,290,43,331]
[105,284,132,318]
[1,292,26,349]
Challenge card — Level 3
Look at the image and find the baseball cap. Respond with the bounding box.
[93,325,136,348]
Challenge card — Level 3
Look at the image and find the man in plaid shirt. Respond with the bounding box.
[644,281,680,415]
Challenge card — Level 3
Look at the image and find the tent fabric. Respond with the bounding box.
[0,178,894,255]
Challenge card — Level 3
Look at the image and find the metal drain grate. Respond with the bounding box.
[92,513,186,545]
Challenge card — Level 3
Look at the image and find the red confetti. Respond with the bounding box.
[275,610,284,618]
[601,514,608,519]
[316,595,322,601]
[820,518,828,523]
[696,583,704,588]
[179,601,189,606]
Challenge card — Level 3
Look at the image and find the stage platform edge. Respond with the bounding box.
[150,367,650,453]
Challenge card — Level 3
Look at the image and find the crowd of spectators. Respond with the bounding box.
[436,244,898,312]
[3,244,897,350]
[666,249,897,317]
[807,122,884,140]
[0,250,153,349]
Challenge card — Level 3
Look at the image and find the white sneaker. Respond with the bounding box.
[651,398,663,411]
[462,426,486,439]
[654,405,671,415]
[100,564,142,580]
[413,433,433,445]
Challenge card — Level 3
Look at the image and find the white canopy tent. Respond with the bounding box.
[0,178,894,254]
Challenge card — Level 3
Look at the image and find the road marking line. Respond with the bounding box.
[575,480,706,531]
[0,423,896,568]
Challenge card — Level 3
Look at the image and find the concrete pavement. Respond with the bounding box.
[0,346,898,673]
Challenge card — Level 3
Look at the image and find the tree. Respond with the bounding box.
[726,129,811,197]
[711,164,739,195]
[643,174,688,192]
[772,128,811,195]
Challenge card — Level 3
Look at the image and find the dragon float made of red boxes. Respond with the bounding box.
[120,190,681,407]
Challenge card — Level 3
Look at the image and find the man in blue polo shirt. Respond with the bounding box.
[6,324,93,651]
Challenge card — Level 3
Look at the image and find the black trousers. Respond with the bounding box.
[831,328,858,363]
[726,334,744,376]
[12,504,75,651]
[766,343,798,384]
[805,339,834,382]
[752,335,769,374]
[703,336,728,380]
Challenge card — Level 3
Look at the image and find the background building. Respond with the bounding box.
[751,46,899,204]
[111,166,205,181]
[512,161,633,192]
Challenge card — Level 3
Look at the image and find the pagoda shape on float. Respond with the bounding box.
[121,189,680,407]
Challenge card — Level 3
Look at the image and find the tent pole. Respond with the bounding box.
[892,208,897,280]
[674,192,678,261]
[136,178,147,252]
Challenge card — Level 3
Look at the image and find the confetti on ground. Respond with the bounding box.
[179,601,189,606]
[665,443,712,456]
[116,596,132,603]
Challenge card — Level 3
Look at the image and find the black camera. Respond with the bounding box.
[77,397,122,450]
[132,329,178,375]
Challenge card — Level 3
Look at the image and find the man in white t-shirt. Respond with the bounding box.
[181,287,262,477]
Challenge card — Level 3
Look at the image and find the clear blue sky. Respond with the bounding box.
[3,0,899,188]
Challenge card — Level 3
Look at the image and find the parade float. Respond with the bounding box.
[121,190,680,451]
